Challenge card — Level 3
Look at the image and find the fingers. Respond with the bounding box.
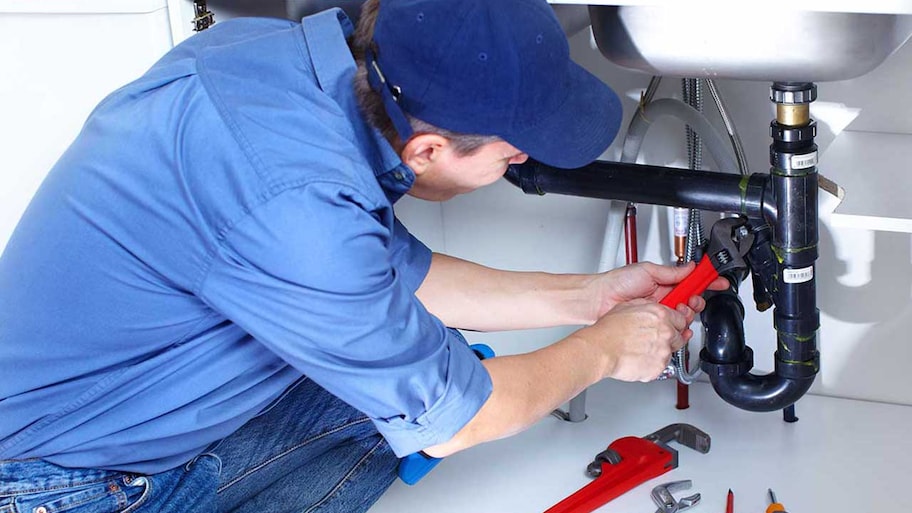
[687,295,706,314]
[666,304,693,352]
[707,275,731,291]
[644,261,696,286]
[669,328,687,351]
[674,303,695,327]
[681,328,693,344]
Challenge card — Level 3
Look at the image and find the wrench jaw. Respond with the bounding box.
[678,494,700,510]
[585,448,622,478]
[641,423,711,476]
[651,480,701,513]
[643,424,712,455]
[705,217,755,278]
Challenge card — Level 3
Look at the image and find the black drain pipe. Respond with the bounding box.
[504,83,820,412]
[699,83,820,411]
[504,160,774,219]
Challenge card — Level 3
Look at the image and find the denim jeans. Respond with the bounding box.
[0,377,399,513]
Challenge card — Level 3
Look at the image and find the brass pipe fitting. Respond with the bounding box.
[776,104,810,127]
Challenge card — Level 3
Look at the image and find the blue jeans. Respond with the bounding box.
[0,377,398,512]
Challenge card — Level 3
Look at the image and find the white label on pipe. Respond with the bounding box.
[790,152,818,170]
[673,208,689,237]
[783,266,814,284]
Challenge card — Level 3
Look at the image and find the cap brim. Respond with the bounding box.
[504,62,622,169]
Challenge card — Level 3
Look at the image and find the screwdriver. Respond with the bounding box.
[766,489,787,513]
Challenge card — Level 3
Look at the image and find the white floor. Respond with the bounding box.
[370,379,912,512]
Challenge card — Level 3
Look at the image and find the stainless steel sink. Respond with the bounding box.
[589,6,912,81]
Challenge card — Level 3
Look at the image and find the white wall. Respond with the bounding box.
[0,2,173,250]
[397,29,912,407]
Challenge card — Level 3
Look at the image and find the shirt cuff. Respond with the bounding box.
[370,331,493,457]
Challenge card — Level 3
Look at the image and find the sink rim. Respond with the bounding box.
[589,5,912,82]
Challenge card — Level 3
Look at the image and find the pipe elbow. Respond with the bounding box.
[700,288,814,412]
[701,289,745,363]
[710,373,814,412]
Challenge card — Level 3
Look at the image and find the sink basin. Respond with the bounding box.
[589,6,912,81]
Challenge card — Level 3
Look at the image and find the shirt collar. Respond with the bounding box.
[301,8,416,202]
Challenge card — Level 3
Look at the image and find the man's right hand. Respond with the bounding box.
[577,298,693,382]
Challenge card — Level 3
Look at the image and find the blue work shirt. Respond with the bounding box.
[0,9,492,474]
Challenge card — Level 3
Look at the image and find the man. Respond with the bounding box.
[0,0,719,511]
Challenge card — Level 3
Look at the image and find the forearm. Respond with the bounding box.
[416,253,600,331]
[423,330,607,458]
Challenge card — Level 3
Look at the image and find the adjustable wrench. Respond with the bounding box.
[543,424,710,513]
[652,480,701,513]
[660,216,754,310]
[658,217,754,380]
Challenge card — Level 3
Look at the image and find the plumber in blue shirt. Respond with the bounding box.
[0,0,720,512]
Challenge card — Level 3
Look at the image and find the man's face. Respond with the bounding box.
[405,139,529,201]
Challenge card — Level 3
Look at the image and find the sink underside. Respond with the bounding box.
[590,6,912,82]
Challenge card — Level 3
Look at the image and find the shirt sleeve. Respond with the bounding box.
[200,182,492,456]
[389,216,431,294]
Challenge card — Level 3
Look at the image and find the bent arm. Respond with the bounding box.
[422,299,691,458]
[415,253,601,331]
[423,332,603,457]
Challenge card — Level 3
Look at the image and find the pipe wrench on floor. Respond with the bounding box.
[544,424,710,513]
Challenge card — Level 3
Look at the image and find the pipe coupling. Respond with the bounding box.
[700,346,754,377]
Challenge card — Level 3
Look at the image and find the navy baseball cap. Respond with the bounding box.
[366,0,623,169]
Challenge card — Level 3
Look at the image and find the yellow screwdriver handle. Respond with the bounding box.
[766,488,787,513]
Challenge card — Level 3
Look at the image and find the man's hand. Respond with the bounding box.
[573,261,731,382]
[575,298,694,382]
[588,261,729,321]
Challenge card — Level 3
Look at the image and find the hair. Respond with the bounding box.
[348,0,501,156]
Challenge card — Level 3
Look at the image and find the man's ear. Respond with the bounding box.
[400,134,450,176]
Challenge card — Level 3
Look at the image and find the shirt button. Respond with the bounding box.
[393,172,404,181]
[35,507,48,513]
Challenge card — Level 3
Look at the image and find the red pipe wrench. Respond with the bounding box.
[543,424,710,513]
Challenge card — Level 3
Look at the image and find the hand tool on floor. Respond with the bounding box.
[766,489,788,513]
[657,216,754,380]
[543,423,710,513]
[397,343,495,485]
[651,480,701,513]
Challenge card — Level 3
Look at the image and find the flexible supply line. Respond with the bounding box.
[621,98,739,172]
[683,78,704,173]
[677,78,705,392]
[706,79,749,176]
[596,76,662,273]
